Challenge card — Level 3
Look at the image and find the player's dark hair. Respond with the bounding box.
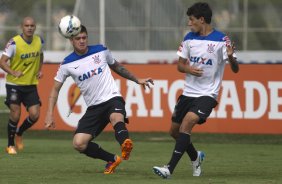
[80,25,87,35]
[186,2,212,24]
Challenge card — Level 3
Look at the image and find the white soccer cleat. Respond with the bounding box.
[153,165,171,179]
[191,151,205,176]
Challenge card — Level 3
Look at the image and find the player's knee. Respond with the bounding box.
[29,116,39,124]
[29,113,40,122]
[10,111,21,122]
[10,116,20,123]
[73,139,87,152]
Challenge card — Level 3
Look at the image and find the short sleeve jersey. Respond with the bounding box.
[55,45,121,107]
[3,34,44,85]
[177,29,236,99]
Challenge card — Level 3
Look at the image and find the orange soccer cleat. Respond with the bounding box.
[6,146,17,155]
[121,139,133,160]
[104,155,122,174]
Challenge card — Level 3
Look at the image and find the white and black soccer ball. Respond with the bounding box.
[58,15,81,38]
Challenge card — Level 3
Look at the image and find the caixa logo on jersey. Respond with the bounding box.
[78,67,103,81]
[20,51,40,59]
[190,56,213,65]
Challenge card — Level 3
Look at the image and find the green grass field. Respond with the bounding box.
[1,133,282,184]
[0,96,8,113]
[1,109,282,183]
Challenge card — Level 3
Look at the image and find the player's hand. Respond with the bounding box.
[138,78,154,89]
[44,114,56,129]
[189,66,203,77]
[36,71,43,79]
[226,41,236,57]
[12,70,24,78]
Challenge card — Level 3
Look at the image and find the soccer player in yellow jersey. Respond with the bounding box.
[0,17,44,154]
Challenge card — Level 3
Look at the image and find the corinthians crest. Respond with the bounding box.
[207,43,215,53]
[92,55,101,64]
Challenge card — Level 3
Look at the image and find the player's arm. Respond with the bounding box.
[36,52,44,79]
[228,54,239,73]
[44,80,63,129]
[177,57,203,77]
[109,60,153,89]
[37,37,45,79]
[226,42,239,73]
[0,54,23,77]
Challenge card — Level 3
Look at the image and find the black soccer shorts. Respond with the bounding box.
[5,84,41,109]
[172,95,218,124]
[75,96,127,138]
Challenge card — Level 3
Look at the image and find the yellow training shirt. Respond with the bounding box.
[6,35,43,85]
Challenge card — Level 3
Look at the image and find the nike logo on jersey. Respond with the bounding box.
[74,66,79,69]
[198,110,205,114]
[23,62,32,67]
[115,108,123,111]
[78,67,103,81]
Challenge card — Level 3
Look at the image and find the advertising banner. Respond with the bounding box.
[22,64,282,134]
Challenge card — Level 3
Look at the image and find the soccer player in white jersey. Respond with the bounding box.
[153,2,239,179]
[44,25,153,174]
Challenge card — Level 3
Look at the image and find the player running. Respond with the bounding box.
[0,17,44,154]
[153,2,239,179]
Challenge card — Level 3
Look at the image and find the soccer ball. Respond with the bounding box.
[58,15,81,38]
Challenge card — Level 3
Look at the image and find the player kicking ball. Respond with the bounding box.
[45,23,153,174]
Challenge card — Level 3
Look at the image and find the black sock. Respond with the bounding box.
[17,117,36,136]
[167,133,190,174]
[82,142,115,162]
[7,119,18,146]
[113,121,129,145]
[186,142,198,161]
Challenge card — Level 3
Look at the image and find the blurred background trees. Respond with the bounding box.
[0,0,281,51]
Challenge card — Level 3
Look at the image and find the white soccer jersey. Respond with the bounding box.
[55,45,121,107]
[177,29,236,99]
